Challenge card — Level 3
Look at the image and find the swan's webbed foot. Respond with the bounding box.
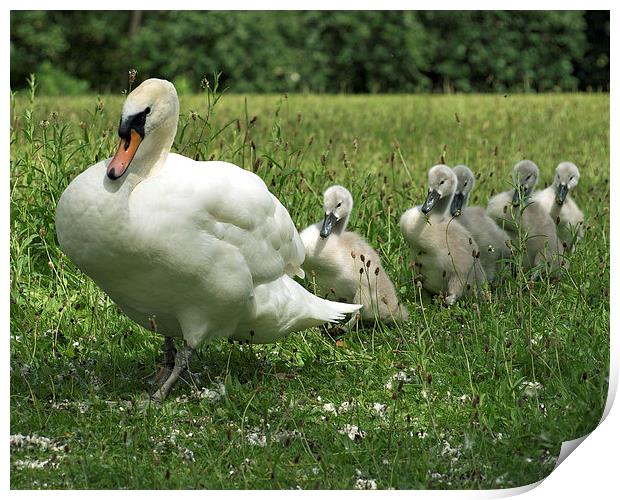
[150,344,194,403]
[145,337,177,386]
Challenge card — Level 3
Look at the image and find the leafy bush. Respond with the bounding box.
[10,10,609,94]
[35,61,90,95]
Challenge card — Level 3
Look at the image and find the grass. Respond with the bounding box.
[10,80,609,489]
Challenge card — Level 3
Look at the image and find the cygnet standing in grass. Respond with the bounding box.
[487,160,564,273]
[450,164,512,283]
[532,161,584,252]
[300,185,409,325]
[400,165,486,305]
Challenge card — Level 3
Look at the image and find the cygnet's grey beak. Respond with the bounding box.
[421,189,440,215]
[450,192,465,216]
[556,183,568,205]
[320,212,337,238]
[512,184,529,207]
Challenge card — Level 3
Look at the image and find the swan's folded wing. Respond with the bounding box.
[196,162,305,284]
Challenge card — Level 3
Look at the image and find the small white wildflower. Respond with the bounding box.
[169,429,180,445]
[521,381,543,397]
[197,382,226,402]
[13,458,58,470]
[10,434,63,453]
[247,432,267,447]
[441,441,460,457]
[372,402,387,417]
[273,429,301,443]
[338,401,353,413]
[339,424,366,441]
[182,448,195,462]
[385,371,412,390]
[72,341,80,348]
[322,403,337,415]
[355,478,377,490]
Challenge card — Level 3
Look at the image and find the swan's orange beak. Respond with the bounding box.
[107,129,142,180]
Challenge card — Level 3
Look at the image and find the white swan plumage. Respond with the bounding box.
[55,78,360,400]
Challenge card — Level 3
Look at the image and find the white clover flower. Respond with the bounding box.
[339,425,366,441]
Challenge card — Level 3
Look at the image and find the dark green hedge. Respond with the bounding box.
[10,10,609,94]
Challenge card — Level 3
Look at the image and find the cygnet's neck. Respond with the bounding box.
[333,212,350,235]
[461,190,470,209]
[434,192,453,216]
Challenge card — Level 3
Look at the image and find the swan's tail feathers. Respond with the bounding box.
[316,298,362,324]
[256,276,362,333]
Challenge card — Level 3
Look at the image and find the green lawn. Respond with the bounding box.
[10,87,609,489]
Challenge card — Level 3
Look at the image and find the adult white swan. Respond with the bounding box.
[56,79,360,401]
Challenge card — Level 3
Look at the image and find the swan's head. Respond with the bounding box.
[511,160,539,206]
[421,164,456,215]
[107,79,179,180]
[450,164,475,216]
[320,185,353,238]
[553,161,580,205]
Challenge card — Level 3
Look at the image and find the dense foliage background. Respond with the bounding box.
[10,10,609,95]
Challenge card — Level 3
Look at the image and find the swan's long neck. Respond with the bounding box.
[127,118,177,186]
[108,117,178,195]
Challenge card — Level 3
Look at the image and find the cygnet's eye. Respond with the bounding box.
[336,202,342,208]
[464,181,468,186]
[440,180,445,185]
[525,175,531,181]
[145,107,151,115]
[569,176,574,181]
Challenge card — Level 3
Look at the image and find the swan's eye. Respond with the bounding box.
[145,107,151,115]
[440,180,445,185]
[525,175,531,181]
[569,176,574,181]
[464,181,468,186]
[336,202,342,208]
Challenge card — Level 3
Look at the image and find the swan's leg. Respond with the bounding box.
[150,344,194,402]
[146,337,177,386]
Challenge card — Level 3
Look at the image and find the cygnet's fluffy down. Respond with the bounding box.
[450,165,512,282]
[487,160,564,273]
[300,185,409,325]
[532,161,584,252]
[400,165,486,305]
